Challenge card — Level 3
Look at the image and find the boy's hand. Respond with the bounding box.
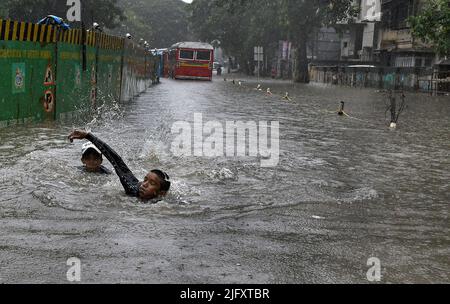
[68,130,89,143]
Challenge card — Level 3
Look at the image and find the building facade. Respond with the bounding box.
[352,0,382,62]
[375,0,435,67]
[327,0,436,67]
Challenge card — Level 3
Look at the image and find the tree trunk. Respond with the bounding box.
[242,57,252,76]
[294,33,310,83]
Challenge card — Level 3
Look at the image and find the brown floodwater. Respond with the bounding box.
[0,75,449,283]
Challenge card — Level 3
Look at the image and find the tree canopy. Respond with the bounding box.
[409,0,450,57]
[117,0,190,49]
[0,0,190,49]
[188,0,356,82]
[2,0,125,29]
[188,0,282,74]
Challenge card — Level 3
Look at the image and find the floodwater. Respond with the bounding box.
[0,74,449,283]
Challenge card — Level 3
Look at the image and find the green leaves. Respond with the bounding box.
[408,0,450,57]
[117,0,190,48]
[3,0,125,29]
[188,0,354,52]
[188,0,354,81]
[2,0,189,48]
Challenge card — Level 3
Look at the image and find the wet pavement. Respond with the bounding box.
[0,74,449,283]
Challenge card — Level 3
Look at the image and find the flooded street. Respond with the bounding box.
[0,75,449,283]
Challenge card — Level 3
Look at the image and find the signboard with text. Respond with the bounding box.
[254,46,264,62]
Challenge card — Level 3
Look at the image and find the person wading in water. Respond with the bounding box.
[68,130,171,200]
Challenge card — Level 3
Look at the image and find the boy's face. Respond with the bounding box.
[81,152,103,172]
[139,172,165,200]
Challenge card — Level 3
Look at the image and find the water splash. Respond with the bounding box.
[207,168,237,181]
[337,187,379,204]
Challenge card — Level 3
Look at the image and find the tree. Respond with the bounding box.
[117,0,190,48]
[3,0,125,29]
[280,0,356,83]
[188,0,356,82]
[188,0,284,75]
[408,0,450,57]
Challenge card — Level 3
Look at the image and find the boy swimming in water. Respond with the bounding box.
[80,142,111,174]
[69,130,171,200]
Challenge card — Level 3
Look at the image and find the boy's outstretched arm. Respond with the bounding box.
[68,130,140,196]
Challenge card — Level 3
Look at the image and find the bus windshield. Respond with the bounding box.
[196,50,211,61]
[180,50,194,60]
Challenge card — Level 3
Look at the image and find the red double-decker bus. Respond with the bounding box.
[168,42,214,81]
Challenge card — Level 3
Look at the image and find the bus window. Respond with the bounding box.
[196,51,211,61]
[180,50,194,60]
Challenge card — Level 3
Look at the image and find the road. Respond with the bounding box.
[0,75,449,283]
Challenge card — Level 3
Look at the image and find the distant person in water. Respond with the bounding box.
[68,130,171,200]
[338,101,345,116]
[80,142,111,174]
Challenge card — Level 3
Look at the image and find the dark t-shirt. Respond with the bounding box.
[86,133,141,197]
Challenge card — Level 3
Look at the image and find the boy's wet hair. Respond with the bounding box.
[82,148,102,160]
[151,169,171,192]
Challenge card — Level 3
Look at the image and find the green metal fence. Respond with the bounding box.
[0,19,154,127]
